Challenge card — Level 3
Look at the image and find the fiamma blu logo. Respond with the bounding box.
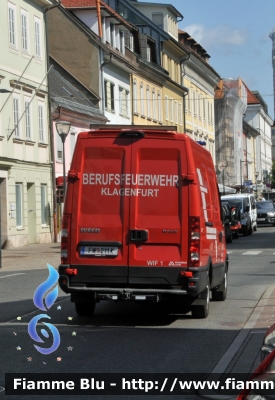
[28,264,60,355]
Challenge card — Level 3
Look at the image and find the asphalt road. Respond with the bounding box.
[0,224,274,399]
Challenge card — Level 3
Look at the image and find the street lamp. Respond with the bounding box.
[255,171,259,200]
[56,121,71,197]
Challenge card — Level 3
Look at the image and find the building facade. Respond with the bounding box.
[0,0,53,248]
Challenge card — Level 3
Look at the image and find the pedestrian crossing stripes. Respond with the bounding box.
[227,251,263,255]
[242,251,262,255]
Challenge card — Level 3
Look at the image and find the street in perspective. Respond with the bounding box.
[0,223,275,399]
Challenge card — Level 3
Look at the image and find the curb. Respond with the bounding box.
[200,285,275,399]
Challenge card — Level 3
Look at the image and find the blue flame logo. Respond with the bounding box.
[33,264,59,311]
[28,264,61,355]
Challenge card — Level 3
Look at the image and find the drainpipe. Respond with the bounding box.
[44,0,62,243]
[96,0,102,38]
[100,53,113,115]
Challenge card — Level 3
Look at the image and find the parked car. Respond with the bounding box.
[221,194,257,236]
[221,201,241,241]
[256,200,275,227]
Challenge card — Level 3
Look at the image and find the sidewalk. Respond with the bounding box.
[0,242,60,271]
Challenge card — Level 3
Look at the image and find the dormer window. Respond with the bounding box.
[147,44,151,62]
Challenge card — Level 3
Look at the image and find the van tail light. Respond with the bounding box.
[189,216,200,267]
[61,213,71,264]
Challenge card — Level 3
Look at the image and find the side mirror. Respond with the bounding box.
[252,204,256,209]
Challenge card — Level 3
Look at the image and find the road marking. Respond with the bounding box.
[242,251,262,255]
[227,251,233,254]
[0,273,25,279]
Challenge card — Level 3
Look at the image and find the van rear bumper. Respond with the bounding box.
[58,264,214,298]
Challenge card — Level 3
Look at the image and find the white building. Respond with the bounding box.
[0,0,53,247]
[244,91,273,186]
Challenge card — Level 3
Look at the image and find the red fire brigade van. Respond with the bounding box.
[58,126,228,319]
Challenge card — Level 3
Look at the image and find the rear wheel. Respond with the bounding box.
[75,300,96,317]
[192,278,210,319]
[212,269,227,301]
[234,230,239,239]
[254,222,257,231]
[248,223,253,235]
[243,225,249,236]
[227,231,233,243]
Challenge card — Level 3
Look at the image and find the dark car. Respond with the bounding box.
[256,200,275,226]
[221,201,241,242]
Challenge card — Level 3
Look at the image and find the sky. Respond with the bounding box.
[150,0,275,121]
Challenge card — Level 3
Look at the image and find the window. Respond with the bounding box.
[13,97,20,138]
[198,94,201,118]
[146,86,150,118]
[56,128,63,161]
[175,101,178,124]
[104,80,115,112]
[8,4,16,47]
[119,30,124,54]
[140,83,144,116]
[152,90,156,120]
[158,91,162,122]
[16,183,23,228]
[179,102,182,126]
[129,33,134,51]
[38,104,44,142]
[146,45,151,62]
[110,23,115,47]
[21,12,28,52]
[119,87,129,118]
[133,79,137,113]
[170,98,173,122]
[34,19,41,58]
[165,96,169,121]
[25,100,31,139]
[41,185,48,225]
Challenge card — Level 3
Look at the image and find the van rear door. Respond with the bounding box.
[128,137,189,285]
[70,135,132,283]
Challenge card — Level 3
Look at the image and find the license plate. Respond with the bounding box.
[80,246,118,256]
[257,218,265,221]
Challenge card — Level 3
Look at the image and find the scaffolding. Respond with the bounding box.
[215,78,247,189]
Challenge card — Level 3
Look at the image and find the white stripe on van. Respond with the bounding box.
[206,227,217,234]
[206,234,217,240]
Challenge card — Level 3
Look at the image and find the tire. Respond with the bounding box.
[248,223,253,235]
[75,301,96,317]
[212,269,227,301]
[227,231,233,243]
[242,225,248,236]
[192,278,210,319]
[254,222,257,231]
[234,230,239,239]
